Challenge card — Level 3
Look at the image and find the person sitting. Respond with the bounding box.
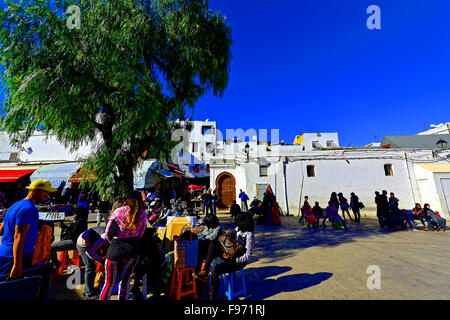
[76,226,108,300]
[323,201,347,230]
[130,228,166,300]
[299,196,311,225]
[50,206,88,266]
[210,213,255,300]
[194,214,223,281]
[387,198,418,231]
[312,202,323,228]
[423,204,446,231]
[151,201,172,226]
[412,203,430,231]
[230,200,241,218]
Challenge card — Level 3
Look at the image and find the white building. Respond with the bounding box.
[293,132,340,150]
[210,146,450,218]
[417,123,450,135]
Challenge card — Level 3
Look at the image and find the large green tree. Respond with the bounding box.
[0,0,232,198]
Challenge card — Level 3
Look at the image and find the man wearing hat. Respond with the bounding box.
[0,180,56,278]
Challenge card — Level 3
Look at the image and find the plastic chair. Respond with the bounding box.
[0,276,42,300]
[169,267,197,300]
[58,250,80,275]
[222,269,248,300]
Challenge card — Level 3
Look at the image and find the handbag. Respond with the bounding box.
[358,202,365,209]
[217,230,245,260]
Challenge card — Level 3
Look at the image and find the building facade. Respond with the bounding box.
[210,147,450,218]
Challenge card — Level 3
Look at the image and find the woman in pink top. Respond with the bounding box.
[99,191,147,300]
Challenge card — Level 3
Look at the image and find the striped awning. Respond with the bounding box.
[29,162,81,189]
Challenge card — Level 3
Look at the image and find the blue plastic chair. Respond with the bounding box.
[0,276,42,300]
[209,258,248,300]
[222,269,248,300]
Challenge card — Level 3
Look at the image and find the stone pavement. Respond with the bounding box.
[48,211,450,300]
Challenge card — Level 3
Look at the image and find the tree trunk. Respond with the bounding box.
[115,160,135,199]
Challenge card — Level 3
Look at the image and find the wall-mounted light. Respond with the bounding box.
[436,139,448,150]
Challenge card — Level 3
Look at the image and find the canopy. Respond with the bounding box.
[68,167,97,183]
[0,168,37,183]
[133,160,160,189]
[29,162,81,189]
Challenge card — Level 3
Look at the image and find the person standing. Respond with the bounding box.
[378,190,390,228]
[212,190,220,215]
[350,192,361,223]
[97,195,111,227]
[239,189,249,212]
[99,191,147,300]
[202,190,213,215]
[0,180,56,278]
[338,193,353,222]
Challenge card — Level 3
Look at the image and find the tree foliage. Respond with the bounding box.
[0,0,232,199]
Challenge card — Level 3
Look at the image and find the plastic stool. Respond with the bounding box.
[222,269,247,300]
[58,250,80,275]
[169,267,197,300]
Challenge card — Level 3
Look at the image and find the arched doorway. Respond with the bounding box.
[216,172,236,208]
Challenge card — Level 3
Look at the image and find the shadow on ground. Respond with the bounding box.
[245,266,332,300]
[218,215,412,264]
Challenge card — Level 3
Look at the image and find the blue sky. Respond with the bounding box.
[1,1,450,146]
[193,0,450,146]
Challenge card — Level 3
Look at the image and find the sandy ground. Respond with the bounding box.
[48,210,450,300]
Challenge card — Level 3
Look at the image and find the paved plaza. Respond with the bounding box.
[50,211,450,300]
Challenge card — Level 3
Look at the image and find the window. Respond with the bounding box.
[307,165,315,177]
[192,143,199,153]
[384,164,394,176]
[312,141,319,149]
[206,142,213,153]
[260,166,268,177]
[326,140,333,148]
[202,126,213,135]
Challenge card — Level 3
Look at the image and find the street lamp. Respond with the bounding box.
[436,139,448,150]
[244,143,250,162]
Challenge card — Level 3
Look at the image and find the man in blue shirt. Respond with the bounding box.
[239,189,249,212]
[0,180,56,279]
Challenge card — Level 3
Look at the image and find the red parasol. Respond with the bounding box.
[187,185,202,191]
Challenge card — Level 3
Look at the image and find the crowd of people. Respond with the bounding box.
[375,190,446,232]
[0,181,256,301]
[299,192,364,230]
[1,179,448,301]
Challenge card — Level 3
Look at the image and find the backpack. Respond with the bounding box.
[32,225,53,265]
[218,230,245,260]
